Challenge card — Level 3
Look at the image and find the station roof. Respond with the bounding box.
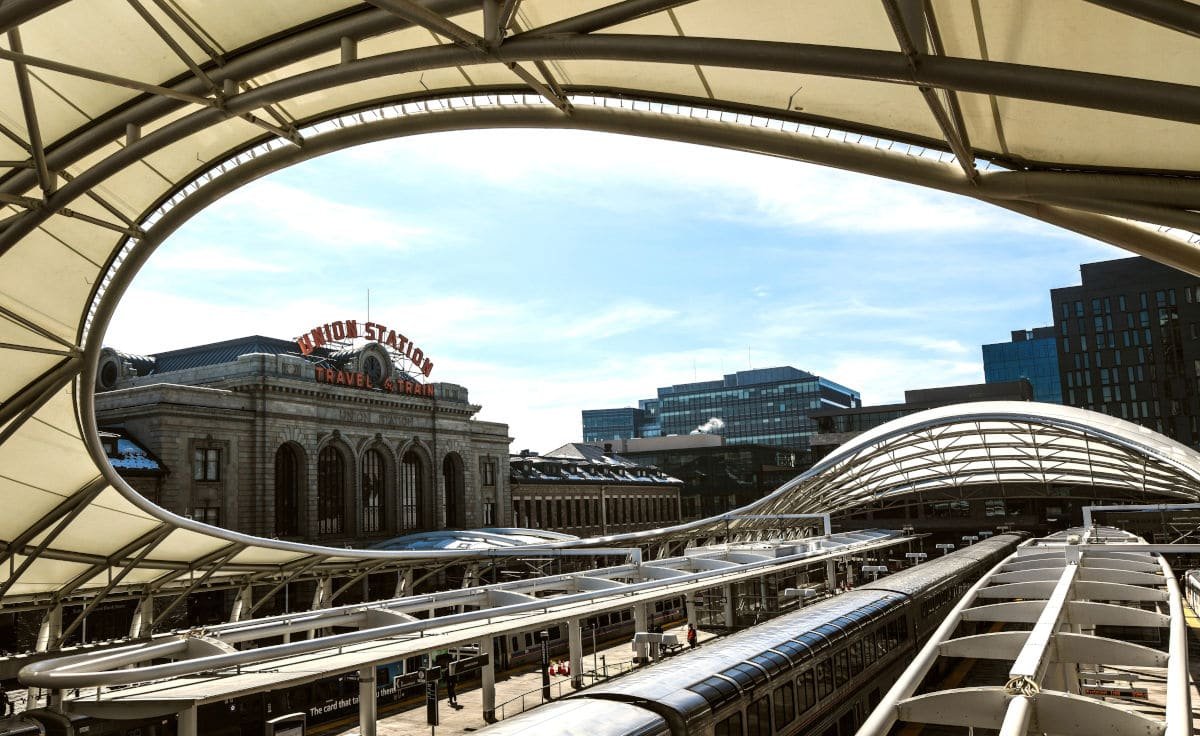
[859,527,1191,736]
[0,2,1199,614]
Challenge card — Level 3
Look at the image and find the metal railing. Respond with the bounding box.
[491,676,574,721]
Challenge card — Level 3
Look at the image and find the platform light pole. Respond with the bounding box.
[936,543,955,556]
[862,565,889,583]
[590,623,598,680]
[539,630,551,702]
[905,552,927,567]
[962,535,979,546]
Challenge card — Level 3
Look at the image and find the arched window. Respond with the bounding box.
[317,446,345,535]
[442,453,464,529]
[274,445,300,536]
[362,449,385,533]
[400,450,423,531]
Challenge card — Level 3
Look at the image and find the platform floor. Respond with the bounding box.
[314,622,718,735]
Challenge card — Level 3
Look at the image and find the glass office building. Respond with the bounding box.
[585,367,859,453]
[982,327,1063,404]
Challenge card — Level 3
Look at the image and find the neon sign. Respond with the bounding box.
[295,319,434,377]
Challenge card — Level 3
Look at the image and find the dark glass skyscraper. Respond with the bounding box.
[1051,256,1200,447]
[982,327,1063,404]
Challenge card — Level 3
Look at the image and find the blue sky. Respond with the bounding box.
[105,129,1124,451]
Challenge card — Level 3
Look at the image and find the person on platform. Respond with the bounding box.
[686,623,698,649]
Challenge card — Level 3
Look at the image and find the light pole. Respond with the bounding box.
[862,565,888,583]
[936,543,955,556]
[962,535,980,546]
[905,552,927,567]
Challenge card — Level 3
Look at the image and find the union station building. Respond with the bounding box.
[93,326,511,547]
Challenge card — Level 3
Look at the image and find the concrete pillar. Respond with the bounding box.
[723,584,735,629]
[177,705,198,736]
[129,595,154,639]
[568,618,583,689]
[600,487,608,534]
[358,666,377,736]
[826,559,837,593]
[229,586,253,622]
[480,636,497,723]
[759,576,769,616]
[633,605,649,663]
[685,593,698,627]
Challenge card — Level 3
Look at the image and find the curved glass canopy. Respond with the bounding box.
[0,2,1199,613]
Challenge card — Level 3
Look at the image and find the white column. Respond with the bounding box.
[568,619,583,689]
[229,586,253,622]
[177,706,198,736]
[633,605,649,663]
[723,584,735,629]
[826,558,837,593]
[480,636,497,723]
[358,666,377,736]
[685,593,698,626]
[129,595,154,639]
[28,604,62,706]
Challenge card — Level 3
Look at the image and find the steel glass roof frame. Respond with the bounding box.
[858,526,1190,736]
[1,1,1200,628]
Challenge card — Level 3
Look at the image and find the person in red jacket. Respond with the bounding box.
[686,624,698,649]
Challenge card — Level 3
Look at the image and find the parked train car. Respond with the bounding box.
[14,709,170,736]
[0,714,43,736]
[474,533,1024,736]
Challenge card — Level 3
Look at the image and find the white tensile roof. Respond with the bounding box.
[0,2,1199,609]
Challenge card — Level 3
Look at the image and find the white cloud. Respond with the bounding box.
[816,352,983,405]
[558,302,678,340]
[356,129,1041,236]
[208,180,432,251]
[147,246,291,273]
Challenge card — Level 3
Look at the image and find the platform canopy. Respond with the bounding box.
[730,400,1200,527]
[1,2,1200,615]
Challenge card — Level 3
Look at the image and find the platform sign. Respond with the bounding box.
[1083,685,1148,699]
[449,653,489,676]
[425,665,442,727]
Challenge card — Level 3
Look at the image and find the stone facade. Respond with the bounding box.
[509,444,683,537]
[95,339,511,547]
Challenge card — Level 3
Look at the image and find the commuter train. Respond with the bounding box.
[475,533,1024,736]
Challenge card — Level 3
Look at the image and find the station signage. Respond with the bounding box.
[295,319,434,377]
[1082,685,1147,699]
[313,366,435,397]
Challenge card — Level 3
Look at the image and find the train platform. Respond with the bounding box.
[330,622,721,735]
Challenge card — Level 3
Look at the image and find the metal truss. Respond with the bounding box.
[860,526,1190,736]
[0,0,1199,657]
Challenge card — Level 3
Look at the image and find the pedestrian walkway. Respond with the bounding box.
[329,622,719,735]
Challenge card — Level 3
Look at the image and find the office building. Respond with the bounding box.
[1051,256,1200,447]
[982,327,1063,403]
[811,380,1034,458]
[599,435,799,519]
[583,366,860,455]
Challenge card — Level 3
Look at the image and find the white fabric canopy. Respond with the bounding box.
[1,1,1199,611]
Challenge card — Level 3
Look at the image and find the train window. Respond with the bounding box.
[512,636,519,650]
[746,695,771,734]
[774,682,796,728]
[800,669,817,712]
[834,649,849,687]
[622,611,631,622]
[549,626,561,640]
[848,640,863,675]
[816,658,832,699]
[715,712,744,736]
[750,651,789,676]
[524,633,534,648]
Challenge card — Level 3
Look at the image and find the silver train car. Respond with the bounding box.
[477,533,1024,736]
